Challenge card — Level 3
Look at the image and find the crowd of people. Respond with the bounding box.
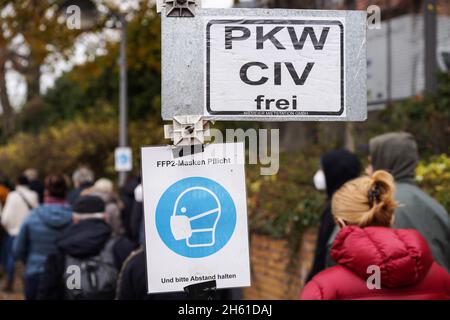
[303,132,450,299]
[0,166,236,300]
[0,167,153,299]
[0,131,448,300]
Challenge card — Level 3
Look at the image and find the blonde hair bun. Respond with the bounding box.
[332,170,398,228]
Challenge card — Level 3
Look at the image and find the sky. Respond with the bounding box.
[202,0,234,8]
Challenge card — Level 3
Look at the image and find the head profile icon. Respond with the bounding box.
[170,186,221,248]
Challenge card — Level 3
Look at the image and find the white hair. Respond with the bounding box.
[94,178,114,195]
[23,168,38,181]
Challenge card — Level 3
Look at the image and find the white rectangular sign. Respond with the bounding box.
[205,18,345,117]
[141,142,251,293]
[161,8,367,121]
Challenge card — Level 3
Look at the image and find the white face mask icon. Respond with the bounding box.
[170,187,221,248]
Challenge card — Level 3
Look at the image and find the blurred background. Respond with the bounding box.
[0,0,448,299]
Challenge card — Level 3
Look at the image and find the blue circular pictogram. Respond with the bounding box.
[119,154,129,165]
[155,177,236,258]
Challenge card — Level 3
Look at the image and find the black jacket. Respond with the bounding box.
[37,220,135,300]
[116,247,237,300]
[116,247,187,300]
[130,199,144,243]
[118,177,140,239]
[66,182,93,206]
[29,179,44,204]
[306,150,361,282]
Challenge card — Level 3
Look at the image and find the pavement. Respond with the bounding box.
[0,264,25,300]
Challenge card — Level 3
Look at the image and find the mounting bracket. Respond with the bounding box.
[164,115,212,146]
[164,0,198,17]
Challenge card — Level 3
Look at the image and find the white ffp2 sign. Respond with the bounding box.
[115,147,132,172]
[206,18,345,117]
[141,142,251,293]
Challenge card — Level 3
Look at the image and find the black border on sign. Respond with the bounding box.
[206,19,345,116]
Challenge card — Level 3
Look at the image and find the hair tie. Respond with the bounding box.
[368,184,381,208]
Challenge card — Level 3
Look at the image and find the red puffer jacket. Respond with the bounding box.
[300,226,450,300]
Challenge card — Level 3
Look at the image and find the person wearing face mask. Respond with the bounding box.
[325,133,450,273]
[306,150,361,282]
[300,171,450,300]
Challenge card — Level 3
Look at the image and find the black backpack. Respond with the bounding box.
[63,239,118,300]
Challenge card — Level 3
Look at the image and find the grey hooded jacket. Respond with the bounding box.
[326,132,450,273]
[371,132,450,272]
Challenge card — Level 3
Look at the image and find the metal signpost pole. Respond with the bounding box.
[118,15,129,187]
[386,0,392,105]
[58,1,130,187]
[424,0,438,93]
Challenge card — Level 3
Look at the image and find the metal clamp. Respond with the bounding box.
[164,115,211,146]
[164,0,198,17]
[184,280,217,300]
[164,115,212,158]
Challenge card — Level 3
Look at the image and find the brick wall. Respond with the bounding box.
[243,228,318,300]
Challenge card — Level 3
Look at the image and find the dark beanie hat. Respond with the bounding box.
[72,195,105,214]
[321,149,362,198]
